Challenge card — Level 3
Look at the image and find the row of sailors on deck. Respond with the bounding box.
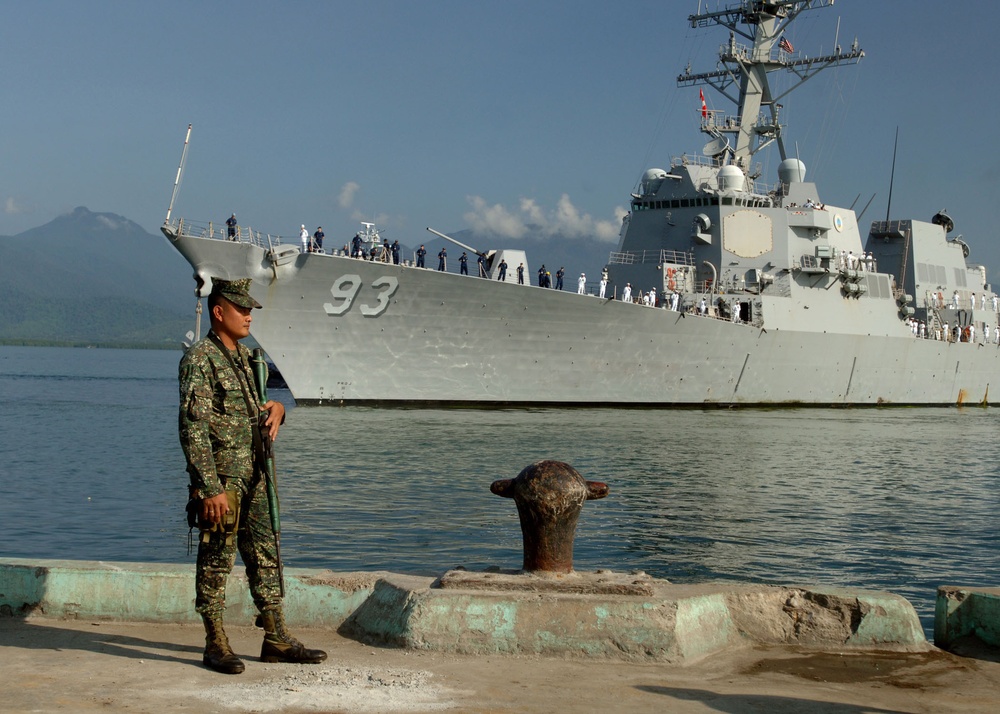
[909,317,1000,344]
[620,286,744,322]
[839,250,877,272]
[932,291,999,312]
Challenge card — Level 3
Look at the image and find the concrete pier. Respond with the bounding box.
[3,559,1000,713]
[936,585,1000,652]
[0,559,930,662]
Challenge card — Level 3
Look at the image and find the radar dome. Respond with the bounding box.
[778,158,807,184]
[718,164,745,192]
[641,168,667,196]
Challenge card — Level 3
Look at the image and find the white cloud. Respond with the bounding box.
[4,197,30,215]
[464,194,626,243]
[96,215,121,230]
[463,196,529,238]
[338,182,360,209]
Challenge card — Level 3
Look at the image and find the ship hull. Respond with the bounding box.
[166,231,1000,407]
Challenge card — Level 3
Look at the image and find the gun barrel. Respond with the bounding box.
[251,349,269,405]
[426,227,485,257]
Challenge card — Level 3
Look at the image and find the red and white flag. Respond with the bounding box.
[779,36,794,53]
[700,88,707,118]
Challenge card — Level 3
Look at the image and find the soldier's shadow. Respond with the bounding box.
[0,619,200,666]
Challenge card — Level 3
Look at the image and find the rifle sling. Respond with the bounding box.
[207,331,268,477]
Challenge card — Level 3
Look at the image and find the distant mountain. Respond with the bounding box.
[0,208,619,347]
[0,207,194,347]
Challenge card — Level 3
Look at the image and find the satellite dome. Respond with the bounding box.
[641,168,668,196]
[778,158,807,185]
[718,164,745,192]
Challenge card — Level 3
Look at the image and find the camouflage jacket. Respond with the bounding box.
[178,334,263,498]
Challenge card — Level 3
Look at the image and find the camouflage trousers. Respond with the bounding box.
[195,475,281,619]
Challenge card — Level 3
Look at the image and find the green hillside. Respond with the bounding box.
[0,208,196,348]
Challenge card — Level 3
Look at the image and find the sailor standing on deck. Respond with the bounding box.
[556,267,565,290]
[517,263,524,284]
[497,259,507,281]
[226,214,238,240]
[599,277,607,299]
[459,252,468,275]
[416,244,426,268]
[299,225,309,252]
[437,247,447,271]
[622,283,632,302]
[578,273,586,294]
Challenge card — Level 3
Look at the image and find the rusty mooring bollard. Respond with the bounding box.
[490,460,609,573]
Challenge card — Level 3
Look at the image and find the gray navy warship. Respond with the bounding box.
[162,0,1000,406]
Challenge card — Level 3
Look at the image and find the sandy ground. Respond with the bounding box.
[2,618,1000,713]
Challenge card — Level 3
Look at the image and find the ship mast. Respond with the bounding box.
[677,0,863,175]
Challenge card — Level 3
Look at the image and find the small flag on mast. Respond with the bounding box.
[700,88,707,118]
[779,36,794,53]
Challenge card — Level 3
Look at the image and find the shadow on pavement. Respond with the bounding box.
[0,619,200,666]
[635,686,907,714]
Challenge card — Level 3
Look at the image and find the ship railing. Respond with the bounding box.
[676,153,717,168]
[608,249,695,266]
[700,110,742,133]
[675,155,773,199]
[869,220,912,238]
[165,217,288,250]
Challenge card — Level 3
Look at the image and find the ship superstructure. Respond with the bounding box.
[162,1,1000,406]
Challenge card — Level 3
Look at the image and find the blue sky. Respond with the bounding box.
[3,1,999,275]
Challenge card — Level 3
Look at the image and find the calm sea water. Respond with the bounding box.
[2,345,998,633]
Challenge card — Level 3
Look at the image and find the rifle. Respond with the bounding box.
[251,348,285,598]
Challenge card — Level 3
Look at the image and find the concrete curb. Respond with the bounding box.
[0,558,379,627]
[935,585,1000,650]
[340,573,929,662]
[1,559,931,662]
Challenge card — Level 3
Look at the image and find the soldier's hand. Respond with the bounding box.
[262,400,285,441]
[201,492,230,524]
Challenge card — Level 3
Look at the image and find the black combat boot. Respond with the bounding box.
[202,616,245,674]
[258,608,327,663]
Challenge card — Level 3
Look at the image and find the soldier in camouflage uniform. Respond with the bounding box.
[179,277,326,674]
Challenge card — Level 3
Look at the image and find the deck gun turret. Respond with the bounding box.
[426,227,496,272]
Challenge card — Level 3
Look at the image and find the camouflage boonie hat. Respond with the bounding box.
[210,277,262,309]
